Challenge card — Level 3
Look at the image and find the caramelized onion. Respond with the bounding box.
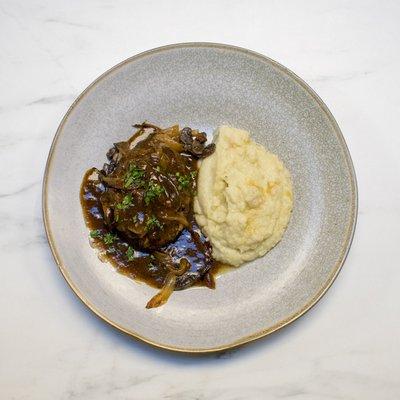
[161,124,180,138]
[203,271,216,289]
[146,273,176,309]
[160,213,189,227]
[98,175,124,189]
[154,133,184,152]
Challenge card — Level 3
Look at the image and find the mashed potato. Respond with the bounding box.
[194,126,293,266]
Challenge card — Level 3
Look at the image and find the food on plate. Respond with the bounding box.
[80,123,216,308]
[194,125,293,266]
[80,122,293,308]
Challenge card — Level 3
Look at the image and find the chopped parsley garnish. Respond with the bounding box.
[190,171,197,179]
[148,261,156,270]
[126,246,135,261]
[103,232,117,245]
[146,215,163,231]
[124,164,145,188]
[89,229,102,238]
[144,181,164,205]
[175,172,193,190]
[116,193,133,210]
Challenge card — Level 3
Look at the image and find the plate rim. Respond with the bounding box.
[42,42,358,353]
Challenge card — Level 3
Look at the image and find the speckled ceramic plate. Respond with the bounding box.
[43,43,357,352]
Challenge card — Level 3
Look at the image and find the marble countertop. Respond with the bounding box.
[1,0,399,398]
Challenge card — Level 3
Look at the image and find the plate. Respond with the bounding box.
[43,43,357,352]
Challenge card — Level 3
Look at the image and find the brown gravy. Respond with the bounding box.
[80,125,230,296]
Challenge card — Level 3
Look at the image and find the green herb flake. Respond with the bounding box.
[146,215,163,231]
[116,193,133,210]
[190,171,197,179]
[144,181,164,205]
[124,164,145,188]
[103,232,117,245]
[176,172,191,190]
[126,246,135,261]
[148,261,156,270]
[89,229,102,239]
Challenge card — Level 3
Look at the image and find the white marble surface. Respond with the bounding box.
[1,0,400,398]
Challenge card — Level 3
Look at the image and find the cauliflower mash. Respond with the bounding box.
[194,126,293,266]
